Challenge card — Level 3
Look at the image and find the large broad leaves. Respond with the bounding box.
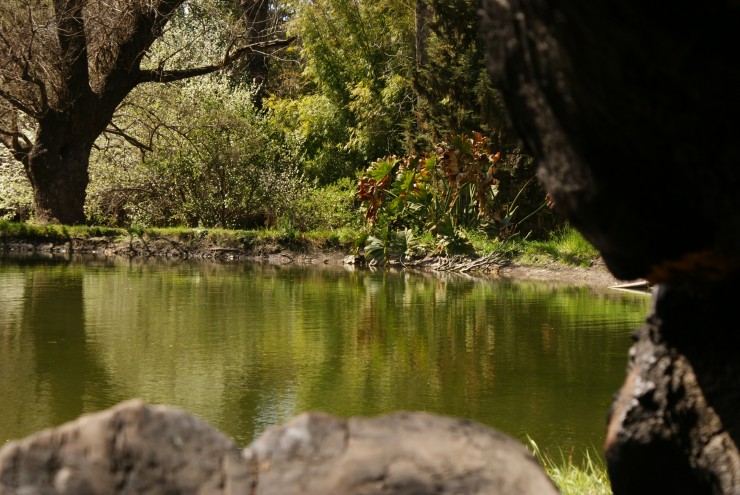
[358,132,503,255]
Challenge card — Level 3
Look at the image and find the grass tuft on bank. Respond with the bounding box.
[0,220,123,241]
[509,226,600,267]
[529,439,612,495]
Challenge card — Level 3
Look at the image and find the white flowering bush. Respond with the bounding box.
[0,149,33,221]
[87,74,317,229]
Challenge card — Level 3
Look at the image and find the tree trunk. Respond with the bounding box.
[240,0,272,106]
[414,0,430,68]
[481,0,740,281]
[24,129,93,225]
[480,1,740,491]
[605,278,740,494]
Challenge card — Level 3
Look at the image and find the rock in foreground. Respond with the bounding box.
[0,400,251,495]
[245,411,559,495]
[0,401,559,495]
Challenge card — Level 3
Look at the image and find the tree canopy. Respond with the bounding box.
[0,0,290,224]
[0,0,550,245]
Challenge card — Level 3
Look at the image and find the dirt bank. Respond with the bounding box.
[499,259,626,288]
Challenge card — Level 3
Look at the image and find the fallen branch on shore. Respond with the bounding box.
[402,252,510,273]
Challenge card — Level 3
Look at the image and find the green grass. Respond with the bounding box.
[0,220,123,241]
[0,220,365,253]
[0,220,599,270]
[529,439,612,495]
[512,226,599,267]
[462,224,599,267]
[130,225,366,253]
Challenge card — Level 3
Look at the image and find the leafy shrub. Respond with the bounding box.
[0,153,33,221]
[286,177,362,231]
[357,132,555,256]
[88,76,312,229]
[266,94,358,184]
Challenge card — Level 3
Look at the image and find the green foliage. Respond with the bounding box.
[146,0,240,72]
[88,77,364,232]
[0,221,124,241]
[88,75,312,229]
[263,0,416,182]
[549,226,600,262]
[364,229,411,264]
[288,178,363,231]
[266,94,356,183]
[358,132,544,256]
[0,220,36,238]
[529,439,612,495]
[293,0,413,106]
[412,0,518,151]
[0,155,33,221]
[0,0,545,236]
[520,226,600,267]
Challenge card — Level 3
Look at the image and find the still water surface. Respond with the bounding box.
[0,255,650,460]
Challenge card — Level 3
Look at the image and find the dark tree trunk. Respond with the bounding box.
[605,278,740,494]
[24,136,92,225]
[414,0,430,68]
[20,105,107,226]
[481,0,740,282]
[239,0,272,106]
[480,1,740,492]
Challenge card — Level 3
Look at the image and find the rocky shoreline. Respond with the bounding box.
[0,234,627,289]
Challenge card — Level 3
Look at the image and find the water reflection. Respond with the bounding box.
[0,260,120,442]
[0,256,649,462]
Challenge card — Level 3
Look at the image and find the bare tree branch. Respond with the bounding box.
[104,122,154,152]
[0,123,33,150]
[0,33,47,115]
[0,131,13,150]
[0,131,32,154]
[138,37,295,84]
[0,108,33,167]
[99,0,185,99]
[0,86,41,119]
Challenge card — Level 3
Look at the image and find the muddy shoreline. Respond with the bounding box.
[0,235,628,289]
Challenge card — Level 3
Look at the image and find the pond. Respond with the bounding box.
[0,255,650,462]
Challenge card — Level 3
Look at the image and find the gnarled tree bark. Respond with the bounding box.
[605,280,740,494]
[481,0,740,282]
[481,1,740,493]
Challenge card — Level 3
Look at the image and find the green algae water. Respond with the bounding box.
[0,255,650,461]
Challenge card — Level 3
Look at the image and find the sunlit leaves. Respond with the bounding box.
[266,0,415,179]
[266,93,355,183]
[359,133,501,227]
[358,133,508,254]
[0,149,32,221]
[88,74,311,229]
